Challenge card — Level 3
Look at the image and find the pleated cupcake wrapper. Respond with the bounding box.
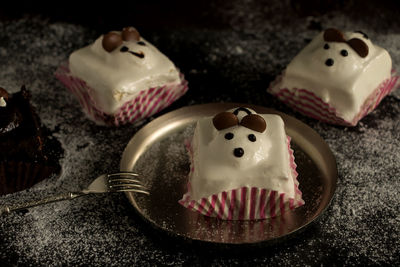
[268,70,400,126]
[179,136,304,220]
[0,161,60,195]
[55,64,189,126]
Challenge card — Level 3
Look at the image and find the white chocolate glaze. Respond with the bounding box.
[69,32,181,114]
[190,108,295,200]
[276,30,392,121]
[0,97,6,107]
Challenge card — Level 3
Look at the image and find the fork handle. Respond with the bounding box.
[0,192,86,216]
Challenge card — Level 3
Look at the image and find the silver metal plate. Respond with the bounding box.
[120,103,338,244]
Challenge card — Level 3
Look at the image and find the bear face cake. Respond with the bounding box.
[179,107,304,220]
[56,27,188,126]
[0,86,63,195]
[268,28,399,126]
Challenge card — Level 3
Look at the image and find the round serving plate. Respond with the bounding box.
[120,103,337,245]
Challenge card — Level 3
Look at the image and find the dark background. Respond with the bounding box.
[2,0,400,30]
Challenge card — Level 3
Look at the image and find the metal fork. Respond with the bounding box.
[0,172,148,215]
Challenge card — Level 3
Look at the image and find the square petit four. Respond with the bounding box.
[268,28,399,126]
[180,107,304,220]
[56,27,188,126]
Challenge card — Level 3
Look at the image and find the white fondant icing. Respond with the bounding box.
[276,30,392,121]
[69,31,181,114]
[0,97,6,107]
[190,108,295,200]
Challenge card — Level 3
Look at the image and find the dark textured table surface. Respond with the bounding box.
[0,1,399,265]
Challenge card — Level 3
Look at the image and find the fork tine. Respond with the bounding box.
[113,188,150,195]
[108,178,144,184]
[108,180,146,191]
[108,172,145,186]
[108,172,143,185]
[109,183,147,190]
[108,172,139,178]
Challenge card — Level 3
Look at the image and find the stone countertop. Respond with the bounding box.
[0,1,399,265]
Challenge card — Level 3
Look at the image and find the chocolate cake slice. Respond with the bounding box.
[0,86,63,195]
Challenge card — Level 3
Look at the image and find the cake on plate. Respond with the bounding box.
[179,107,304,220]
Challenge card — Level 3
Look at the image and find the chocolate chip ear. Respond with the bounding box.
[102,32,123,52]
[122,27,140,42]
[347,38,369,58]
[240,114,266,133]
[0,87,9,101]
[323,28,346,42]
[213,112,239,131]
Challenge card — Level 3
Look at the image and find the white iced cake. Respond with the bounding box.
[69,27,182,115]
[269,28,396,125]
[180,107,304,220]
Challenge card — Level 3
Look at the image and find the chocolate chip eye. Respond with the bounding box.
[325,58,334,66]
[248,134,256,142]
[120,46,129,52]
[137,41,146,46]
[225,132,234,140]
[324,43,330,49]
[340,49,348,57]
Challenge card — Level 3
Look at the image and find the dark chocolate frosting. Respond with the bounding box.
[0,86,62,163]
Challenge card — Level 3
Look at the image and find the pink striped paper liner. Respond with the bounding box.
[55,63,188,126]
[268,70,400,126]
[179,136,304,220]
